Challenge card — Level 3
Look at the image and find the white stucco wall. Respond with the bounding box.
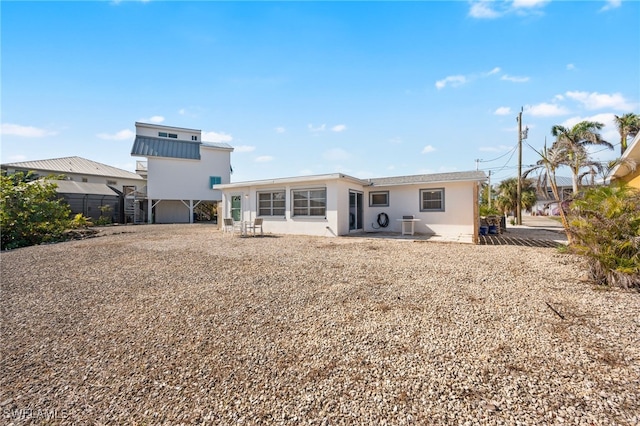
[364,181,477,236]
[147,146,231,201]
[135,122,200,142]
[221,180,342,237]
[219,178,478,238]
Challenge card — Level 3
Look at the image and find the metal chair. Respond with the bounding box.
[246,218,263,236]
[223,218,241,235]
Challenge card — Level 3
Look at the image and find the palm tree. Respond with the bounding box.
[597,157,637,185]
[495,177,536,216]
[551,121,613,195]
[524,142,573,243]
[614,112,640,155]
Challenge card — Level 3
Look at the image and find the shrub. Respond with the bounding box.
[567,184,640,289]
[1,172,71,249]
[95,205,112,226]
[69,213,93,229]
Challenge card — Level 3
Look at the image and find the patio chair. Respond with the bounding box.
[223,218,241,235]
[246,218,263,236]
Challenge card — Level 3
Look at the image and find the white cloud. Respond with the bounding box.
[275,126,286,133]
[436,67,504,89]
[323,148,350,161]
[234,145,255,153]
[299,168,314,175]
[308,124,326,132]
[389,137,402,144]
[421,145,436,154]
[566,63,576,71]
[469,0,549,19]
[96,129,135,141]
[565,91,635,111]
[494,106,512,115]
[1,123,57,138]
[525,103,569,117]
[600,0,621,12]
[255,155,274,163]
[140,115,164,123]
[435,75,467,89]
[331,124,347,132]
[7,154,27,162]
[202,131,232,142]
[512,0,549,8]
[501,75,530,83]
[468,1,501,18]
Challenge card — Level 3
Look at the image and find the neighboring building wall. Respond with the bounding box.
[136,122,201,141]
[153,200,191,223]
[145,146,232,224]
[3,168,144,194]
[147,146,230,200]
[619,167,640,189]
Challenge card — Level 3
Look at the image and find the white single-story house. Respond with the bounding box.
[215,170,486,243]
[131,122,234,224]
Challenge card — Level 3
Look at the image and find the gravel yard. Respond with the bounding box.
[1,224,639,425]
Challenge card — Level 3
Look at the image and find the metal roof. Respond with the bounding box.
[131,136,201,160]
[1,156,144,180]
[369,171,487,186]
[52,180,121,196]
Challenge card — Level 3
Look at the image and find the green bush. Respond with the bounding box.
[479,205,501,217]
[95,205,112,226]
[69,213,93,229]
[1,172,71,249]
[567,184,640,289]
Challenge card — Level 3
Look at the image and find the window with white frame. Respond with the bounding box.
[369,191,389,207]
[420,188,445,212]
[258,190,285,216]
[292,188,326,217]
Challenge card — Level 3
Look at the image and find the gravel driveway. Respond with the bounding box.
[1,224,638,425]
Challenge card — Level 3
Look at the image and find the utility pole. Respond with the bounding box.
[475,158,481,171]
[517,108,523,226]
[487,170,492,209]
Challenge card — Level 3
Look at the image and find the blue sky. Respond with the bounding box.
[2,0,639,183]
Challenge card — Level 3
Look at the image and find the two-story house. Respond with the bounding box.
[130,122,234,223]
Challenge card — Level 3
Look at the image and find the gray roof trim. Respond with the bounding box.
[52,181,120,196]
[201,142,234,151]
[135,122,201,133]
[215,173,369,189]
[369,171,487,186]
[131,136,201,160]
[1,156,144,180]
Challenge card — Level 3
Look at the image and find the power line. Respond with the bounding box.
[476,143,519,163]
